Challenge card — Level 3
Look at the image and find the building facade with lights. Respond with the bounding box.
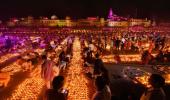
[5,8,152,28]
[107,8,151,27]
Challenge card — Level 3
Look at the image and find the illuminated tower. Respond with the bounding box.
[108,8,113,19]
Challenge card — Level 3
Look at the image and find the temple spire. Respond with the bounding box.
[108,8,113,19]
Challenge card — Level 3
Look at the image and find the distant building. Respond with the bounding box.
[6,9,152,28]
[129,18,151,27]
[107,8,151,27]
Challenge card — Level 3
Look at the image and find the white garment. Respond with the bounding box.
[122,38,126,43]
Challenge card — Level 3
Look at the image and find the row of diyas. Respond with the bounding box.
[64,38,90,100]
[0,42,41,88]
[1,62,23,75]
[6,56,48,99]
[102,54,142,63]
[102,54,157,63]
[7,67,44,100]
[0,50,43,98]
[0,53,19,63]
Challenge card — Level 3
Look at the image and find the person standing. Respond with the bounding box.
[110,38,114,53]
[41,55,55,89]
[92,76,111,100]
[88,41,94,58]
[59,51,67,70]
[140,74,166,100]
[115,38,121,51]
[160,37,166,50]
[148,40,154,53]
[121,37,126,51]
[44,76,68,100]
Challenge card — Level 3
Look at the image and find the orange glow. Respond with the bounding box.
[135,75,151,88]
[0,53,19,63]
[102,54,157,63]
[64,37,90,100]
[7,67,44,100]
[6,38,69,99]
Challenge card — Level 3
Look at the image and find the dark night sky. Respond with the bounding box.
[0,0,170,20]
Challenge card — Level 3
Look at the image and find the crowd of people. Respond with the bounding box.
[141,50,170,65]
[0,31,169,100]
[84,32,169,54]
[44,42,167,100]
[79,34,168,100]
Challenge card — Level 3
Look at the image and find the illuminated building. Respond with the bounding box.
[5,8,153,28]
[129,18,151,27]
[107,8,151,27]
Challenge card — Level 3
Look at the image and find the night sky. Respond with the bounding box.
[0,0,170,20]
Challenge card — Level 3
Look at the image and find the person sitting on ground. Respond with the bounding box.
[92,76,111,100]
[141,50,153,65]
[114,53,121,64]
[155,50,164,62]
[140,74,166,100]
[17,56,24,66]
[21,59,32,72]
[30,53,39,68]
[44,76,67,100]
